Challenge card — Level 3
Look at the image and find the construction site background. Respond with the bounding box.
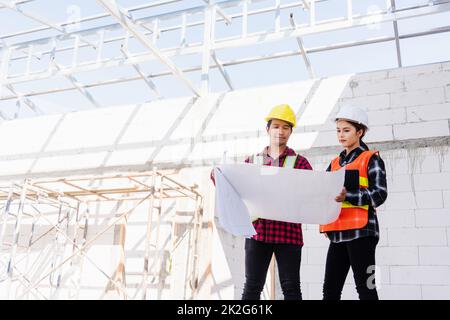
[0,60,449,299]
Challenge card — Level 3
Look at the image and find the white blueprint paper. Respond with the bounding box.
[214,167,257,237]
[214,163,345,236]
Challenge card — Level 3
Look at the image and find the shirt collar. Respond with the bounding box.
[259,146,296,158]
[340,146,365,162]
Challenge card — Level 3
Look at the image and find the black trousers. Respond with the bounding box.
[241,238,302,300]
[323,236,379,300]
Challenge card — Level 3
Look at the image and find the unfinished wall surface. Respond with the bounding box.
[1,61,449,299]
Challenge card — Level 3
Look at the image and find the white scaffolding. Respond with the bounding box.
[0,0,449,118]
[0,171,204,300]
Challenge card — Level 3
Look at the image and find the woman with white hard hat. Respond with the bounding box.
[320,105,388,300]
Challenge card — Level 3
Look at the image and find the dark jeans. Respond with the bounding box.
[241,238,302,300]
[323,236,379,300]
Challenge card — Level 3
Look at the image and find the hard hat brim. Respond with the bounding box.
[265,117,296,128]
[335,117,369,130]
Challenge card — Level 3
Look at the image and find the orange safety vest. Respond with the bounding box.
[320,150,378,233]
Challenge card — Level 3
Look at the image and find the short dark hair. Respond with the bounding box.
[266,119,293,131]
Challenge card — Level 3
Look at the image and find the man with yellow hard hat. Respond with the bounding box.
[211,103,312,300]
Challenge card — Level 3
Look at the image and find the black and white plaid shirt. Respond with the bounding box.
[326,146,388,243]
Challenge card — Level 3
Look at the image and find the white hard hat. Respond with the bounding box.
[335,105,369,129]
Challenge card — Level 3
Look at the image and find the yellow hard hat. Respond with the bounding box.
[265,104,297,127]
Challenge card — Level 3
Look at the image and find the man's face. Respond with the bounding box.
[267,118,293,146]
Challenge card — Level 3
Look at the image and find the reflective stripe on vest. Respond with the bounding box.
[283,155,297,168]
[319,150,378,233]
[254,155,297,168]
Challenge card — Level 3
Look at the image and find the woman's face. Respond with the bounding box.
[336,119,363,149]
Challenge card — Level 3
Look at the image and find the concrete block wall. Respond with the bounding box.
[302,146,450,300]
[210,148,450,300]
[211,144,450,300]
[205,62,450,300]
[0,61,449,299]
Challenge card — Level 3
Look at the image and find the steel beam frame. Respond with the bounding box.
[0,0,449,113]
[96,0,201,97]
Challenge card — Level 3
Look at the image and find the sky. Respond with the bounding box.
[0,0,450,119]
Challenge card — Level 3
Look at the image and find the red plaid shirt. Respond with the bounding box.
[244,146,312,246]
